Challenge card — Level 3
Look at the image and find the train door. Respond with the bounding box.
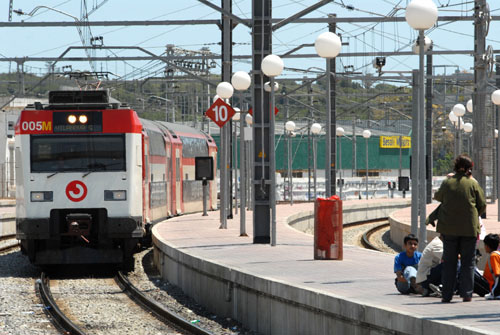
[142,136,151,224]
[166,145,172,216]
[175,148,182,214]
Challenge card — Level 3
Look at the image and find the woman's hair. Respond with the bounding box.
[454,154,473,176]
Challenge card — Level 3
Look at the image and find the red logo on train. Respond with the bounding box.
[66,181,88,202]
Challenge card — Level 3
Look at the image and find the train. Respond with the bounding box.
[15,90,217,268]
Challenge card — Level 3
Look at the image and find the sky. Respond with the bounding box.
[2,0,500,85]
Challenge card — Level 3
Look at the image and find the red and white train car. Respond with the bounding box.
[15,90,216,267]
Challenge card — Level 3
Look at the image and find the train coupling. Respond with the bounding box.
[66,213,92,237]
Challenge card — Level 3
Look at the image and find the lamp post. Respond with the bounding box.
[362,130,371,200]
[285,121,296,205]
[231,71,251,237]
[405,0,438,250]
[463,122,473,155]
[245,113,253,210]
[311,123,322,199]
[232,108,241,217]
[448,111,459,156]
[315,31,342,198]
[453,103,466,154]
[261,54,284,246]
[216,82,234,229]
[336,127,345,199]
[491,90,500,220]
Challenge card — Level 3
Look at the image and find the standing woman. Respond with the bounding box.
[434,155,486,302]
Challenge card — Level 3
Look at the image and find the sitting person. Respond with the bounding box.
[482,233,500,300]
[416,235,443,297]
[394,234,422,294]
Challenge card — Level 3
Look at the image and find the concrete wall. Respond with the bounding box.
[0,200,15,238]
[288,199,411,235]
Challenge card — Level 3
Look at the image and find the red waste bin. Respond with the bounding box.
[314,195,343,260]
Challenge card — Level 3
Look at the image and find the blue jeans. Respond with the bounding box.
[396,266,418,294]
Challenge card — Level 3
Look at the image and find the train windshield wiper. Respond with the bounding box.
[83,163,107,178]
[47,167,80,179]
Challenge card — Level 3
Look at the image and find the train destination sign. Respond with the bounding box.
[206,98,235,128]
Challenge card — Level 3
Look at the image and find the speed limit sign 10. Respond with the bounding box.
[205,98,235,128]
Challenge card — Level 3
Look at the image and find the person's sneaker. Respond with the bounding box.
[485,293,500,300]
[429,283,442,298]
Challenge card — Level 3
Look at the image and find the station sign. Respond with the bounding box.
[379,136,411,149]
[206,98,235,128]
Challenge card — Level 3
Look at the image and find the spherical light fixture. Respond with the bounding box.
[448,111,458,123]
[264,81,279,93]
[231,71,251,91]
[336,127,345,136]
[245,113,253,125]
[466,99,473,113]
[216,82,234,99]
[463,122,473,133]
[362,130,372,139]
[492,90,500,106]
[405,0,438,30]
[452,103,466,117]
[412,36,433,54]
[314,32,342,58]
[285,121,296,132]
[311,123,322,135]
[232,107,241,121]
[261,54,284,77]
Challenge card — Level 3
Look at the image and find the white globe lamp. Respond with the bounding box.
[492,90,500,106]
[216,82,234,99]
[448,111,458,123]
[463,122,473,133]
[261,55,284,77]
[466,99,473,113]
[264,81,279,92]
[231,71,251,91]
[285,121,296,132]
[245,113,253,125]
[363,129,372,139]
[452,103,466,117]
[311,123,322,135]
[336,127,345,136]
[405,0,438,30]
[412,36,433,54]
[232,107,241,121]
[314,32,342,59]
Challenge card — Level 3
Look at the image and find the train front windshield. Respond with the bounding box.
[30,135,126,172]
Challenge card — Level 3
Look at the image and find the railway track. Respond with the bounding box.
[35,271,213,335]
[343,219,396,253]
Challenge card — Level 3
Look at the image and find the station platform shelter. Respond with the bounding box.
[153,199,500,335]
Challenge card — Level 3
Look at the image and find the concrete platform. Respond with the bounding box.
[152,199,499,335]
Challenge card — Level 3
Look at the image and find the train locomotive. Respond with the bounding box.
[15,90,217,267]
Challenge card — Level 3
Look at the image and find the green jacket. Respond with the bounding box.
[434,173,486,237]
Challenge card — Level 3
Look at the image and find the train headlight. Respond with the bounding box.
[68,115,77,124]
[104,190,127,201]
[79,115,88,124]
[31,191,53,202]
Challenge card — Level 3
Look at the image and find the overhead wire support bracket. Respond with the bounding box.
[197,0,251,28]
[272,0,333,31]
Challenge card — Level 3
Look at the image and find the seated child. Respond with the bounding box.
[416,235,443,296]
[482,233,500,300]
[394,234,422,294]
